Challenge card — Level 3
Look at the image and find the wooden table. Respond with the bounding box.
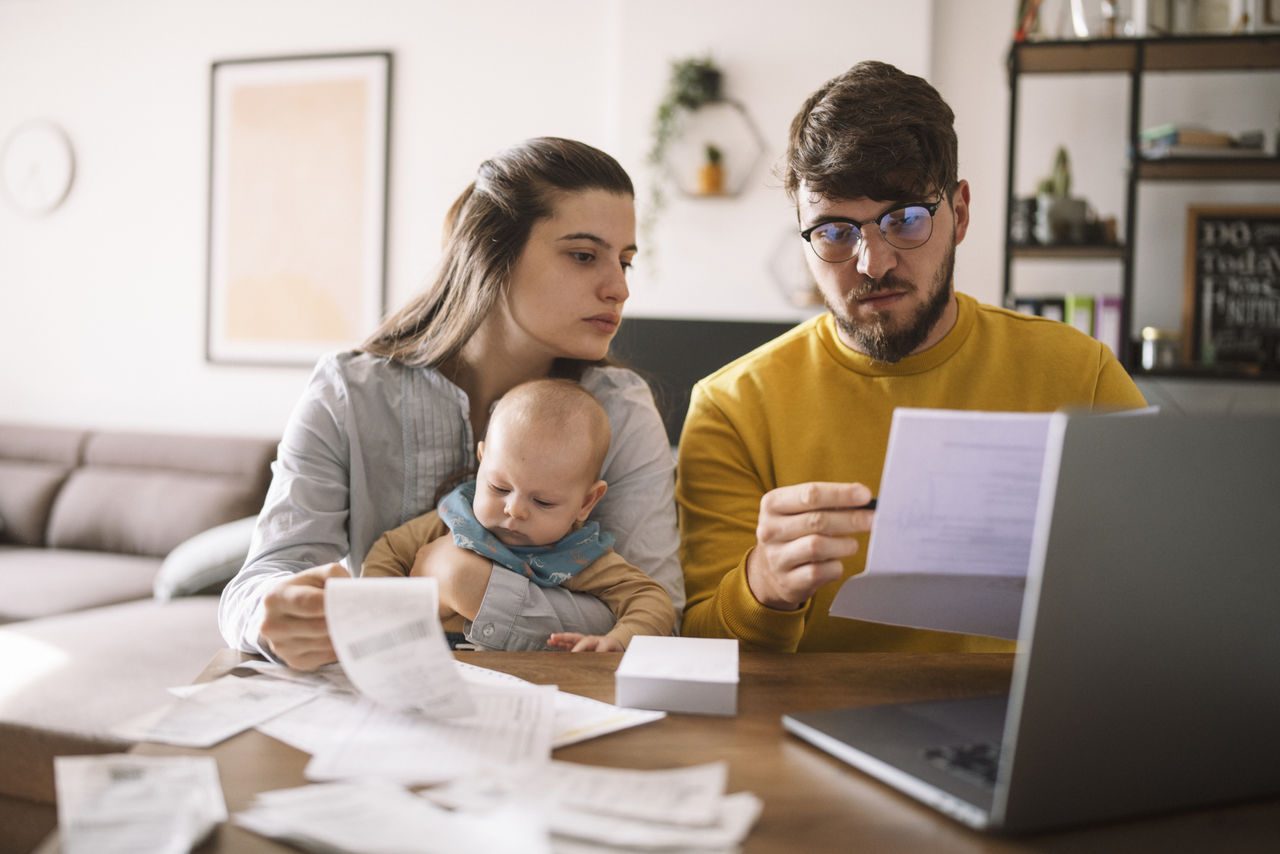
[47,650,1280,852]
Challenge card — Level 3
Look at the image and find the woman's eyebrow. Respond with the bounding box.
[558,232,639,253]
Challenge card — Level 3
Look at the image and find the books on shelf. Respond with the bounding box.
[1139,124,1235,148]
[1011,294,1122,357]
[1141,143,1268,159]
[1138,123,1267,159]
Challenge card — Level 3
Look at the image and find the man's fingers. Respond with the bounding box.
[757,507,873,544]
[778,560,847,602]
[762,482,874,516]
[772,533,861,572]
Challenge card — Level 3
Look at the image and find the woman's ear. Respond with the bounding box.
[576,480,608,522]
[476,441,486,461]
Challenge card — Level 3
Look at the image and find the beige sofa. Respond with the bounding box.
[0,424,275,851]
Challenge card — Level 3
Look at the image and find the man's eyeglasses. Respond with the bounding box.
[799,200,941,264]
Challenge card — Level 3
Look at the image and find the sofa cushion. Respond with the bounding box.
[154,515,257,600]
[0,424,86,466]
[0,461,73,547]
[47,470,266,558]
[44,431,276,558]
[0,597,224,803]
[0,548,161,623]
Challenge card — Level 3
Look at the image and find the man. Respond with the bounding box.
[677,61,1145,653]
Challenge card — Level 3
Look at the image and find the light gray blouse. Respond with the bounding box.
[218,352,683,654]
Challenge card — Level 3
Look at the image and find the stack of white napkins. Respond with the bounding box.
[54,755,226,854]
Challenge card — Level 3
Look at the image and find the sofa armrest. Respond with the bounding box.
[153,516,256,600]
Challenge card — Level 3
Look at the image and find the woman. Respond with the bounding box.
[218,138,682,670]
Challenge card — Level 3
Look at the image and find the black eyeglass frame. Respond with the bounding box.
[799,199,942,264]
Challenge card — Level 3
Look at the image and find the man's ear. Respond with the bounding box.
[577,480,608,522]
[476,440,485,462]
[950,179,971,246]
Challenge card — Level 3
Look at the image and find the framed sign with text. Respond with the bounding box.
[1182,205,1280,371]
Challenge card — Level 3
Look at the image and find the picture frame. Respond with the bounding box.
[206,52,391,366]
[1182,205,1280,371]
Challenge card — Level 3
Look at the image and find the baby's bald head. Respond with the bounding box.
[487,379,611,483]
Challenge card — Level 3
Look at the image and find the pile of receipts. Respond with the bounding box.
[63,578,761,852]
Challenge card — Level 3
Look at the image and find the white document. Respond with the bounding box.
[111,674,317,748]
[831,408,1054,639]
[427,760,728,827]
[547,790,763,851]
[255,690,367,756]
[236,781,550,854]
[304,682,556,786]
[326,577,475,718]
[55,754,227,854]
[551,689,666,748]
[230,659,356,694]
[456,660,666,747]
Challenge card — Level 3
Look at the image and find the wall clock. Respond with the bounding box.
[1,120,76,215]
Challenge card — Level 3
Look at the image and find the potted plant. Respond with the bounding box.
[1034,146,1088,245]
[645,56,724,231]
[697,143,725,195]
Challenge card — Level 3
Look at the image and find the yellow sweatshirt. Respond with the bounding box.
[677,293,1147,653]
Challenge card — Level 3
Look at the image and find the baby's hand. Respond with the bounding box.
[547,632,623,653]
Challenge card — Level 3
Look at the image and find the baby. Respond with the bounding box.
[362,378,676,651]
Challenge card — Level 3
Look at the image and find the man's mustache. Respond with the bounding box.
[847,275,913,302]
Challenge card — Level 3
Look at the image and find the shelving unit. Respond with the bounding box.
[1002,33,1280,380]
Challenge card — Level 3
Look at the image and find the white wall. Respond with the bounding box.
[2,0,1277,438]
[0,0,933,438]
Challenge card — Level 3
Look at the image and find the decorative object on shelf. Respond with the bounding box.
[697,144,725,196]
[206,52,391,366]
[1034,146,1089,244]
[1245,0,1280,32]
[1182,204,1280,370]
[644,56,766,234]
[1010,197,1039,245]
[1140,326,1182,369]
[1,120,75,216]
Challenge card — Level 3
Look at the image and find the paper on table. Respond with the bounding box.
[831,408,1053,639]
[326,577,475,718]
[230,659,355,694]
[111,674,317,748]
[547,790,763,851]
[456,660,666,747]
[304,682,556,786]
[551,689,666,748]
[427,760,728,827]
[55,754,227,854]
[236,781,550,854]
[255,690,366,756]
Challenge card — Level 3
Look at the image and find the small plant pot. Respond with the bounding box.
[697,162,725,195]
[1035,194,1088,245]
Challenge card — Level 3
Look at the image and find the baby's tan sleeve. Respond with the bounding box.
[564,552,677,649]
[361,511,450,578]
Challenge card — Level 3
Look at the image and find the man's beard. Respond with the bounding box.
[827,239,956,364]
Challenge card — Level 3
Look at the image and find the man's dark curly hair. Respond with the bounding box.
[784,61,958,205]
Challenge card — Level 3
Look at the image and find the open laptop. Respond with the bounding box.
[783,413,1280,833]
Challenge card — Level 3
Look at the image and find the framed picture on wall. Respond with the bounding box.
[206,52,391,366]
[1182,205,1280,372]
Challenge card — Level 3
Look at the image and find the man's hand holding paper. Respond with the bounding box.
[746,481,876,610]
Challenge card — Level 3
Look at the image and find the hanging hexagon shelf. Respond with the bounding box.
[661,98,767,199]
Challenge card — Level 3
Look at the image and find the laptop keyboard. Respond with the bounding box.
[923,742,1001,791]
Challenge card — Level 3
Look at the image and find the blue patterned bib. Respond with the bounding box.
[437,480,613,588]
